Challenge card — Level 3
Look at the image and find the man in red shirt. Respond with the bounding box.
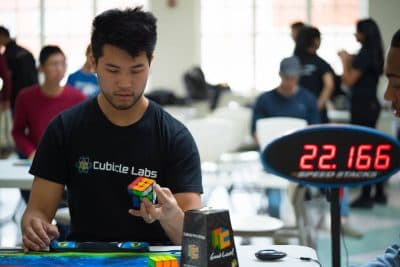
[12,45,86,160]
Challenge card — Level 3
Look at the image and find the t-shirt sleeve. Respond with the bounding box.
[319,59,331,76]
[352,50,369,72]
[29,116,68,185]
[164,127,203,194]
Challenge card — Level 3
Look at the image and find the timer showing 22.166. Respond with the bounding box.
[262,125,400,188]
[299,144,391,171]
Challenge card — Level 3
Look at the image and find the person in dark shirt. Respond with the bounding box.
[294,26,334,123]
[21,7,202,252]
[0,53,11,111]
[0,26,38,110]
[338,18,385,208]
[251,56,320,218]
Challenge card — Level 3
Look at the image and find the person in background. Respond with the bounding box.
[291,21,305,42]
[361,28,400,267]
[12,45,86,161]
[251,56,320,218]
[294,26,334,123]
[0,53,11,111]
[66,44,100,98]
[0,26,38,111]
[338,18,385,208]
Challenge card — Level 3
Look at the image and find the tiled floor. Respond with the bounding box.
[1,164,399,267]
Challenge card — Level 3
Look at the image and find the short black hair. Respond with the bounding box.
[91,7,157,63]
[291,21,305,30]
[294,26,320,63]
[39,45,64,65]
[391,29,400,48]
[0,26,10,38]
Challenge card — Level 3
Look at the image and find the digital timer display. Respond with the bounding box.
[299,144,391,171]
[262,125,400,188]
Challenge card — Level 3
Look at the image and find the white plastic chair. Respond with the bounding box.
[255,117,316,247]
[256,117,307,153]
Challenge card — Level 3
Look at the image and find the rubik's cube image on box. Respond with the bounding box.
[128,177,156,210]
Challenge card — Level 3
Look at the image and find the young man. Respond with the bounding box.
[361,29,400,267]
[12,45,86,161]
[251,56,320,218]
[251,56,320,138]
[21,7,203,252]
[0,26,38,110]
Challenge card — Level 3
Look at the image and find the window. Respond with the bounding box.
[0,0,41,56]
[0,0,147,75]
[201,0,363,96]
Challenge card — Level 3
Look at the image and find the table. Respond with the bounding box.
[0,159,33,189]
[232,215,284,237]
[238,245,319,266]
[0,245,318,266]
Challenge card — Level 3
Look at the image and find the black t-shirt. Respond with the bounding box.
[351,47,380,102]
[30,98,203,244]
[298,53,332,122]
[298,53,331,99]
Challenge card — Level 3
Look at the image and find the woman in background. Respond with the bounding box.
[294,26,334,123]
[338,18,385,208]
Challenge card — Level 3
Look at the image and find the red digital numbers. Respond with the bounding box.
[299,145,317,170]
[299,144,391,171]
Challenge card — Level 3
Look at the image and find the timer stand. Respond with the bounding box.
[330,188,341,267]
[262,124,400,267]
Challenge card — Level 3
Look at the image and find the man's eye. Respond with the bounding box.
[107,69,118,73]
[131,69,144,74]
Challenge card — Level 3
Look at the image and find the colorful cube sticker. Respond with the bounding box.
[128,177,156,209]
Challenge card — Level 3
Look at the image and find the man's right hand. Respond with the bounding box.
[22,217,59,252]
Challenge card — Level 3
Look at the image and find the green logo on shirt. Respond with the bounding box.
[76,156,92,174]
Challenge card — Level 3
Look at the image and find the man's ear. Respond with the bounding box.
[89,54,97,70]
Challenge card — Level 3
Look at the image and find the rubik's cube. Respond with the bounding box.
[128,177,156,210]
[148,255,179,267]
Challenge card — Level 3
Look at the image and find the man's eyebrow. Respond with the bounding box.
[105,63,119,68]
[104,63,145,69]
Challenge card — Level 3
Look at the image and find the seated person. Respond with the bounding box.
[251,56,320,218]
[66,44,100,98]
[21,7,202,252]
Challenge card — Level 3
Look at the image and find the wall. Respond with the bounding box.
[148,0,201,97]
[368,0,400,104]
